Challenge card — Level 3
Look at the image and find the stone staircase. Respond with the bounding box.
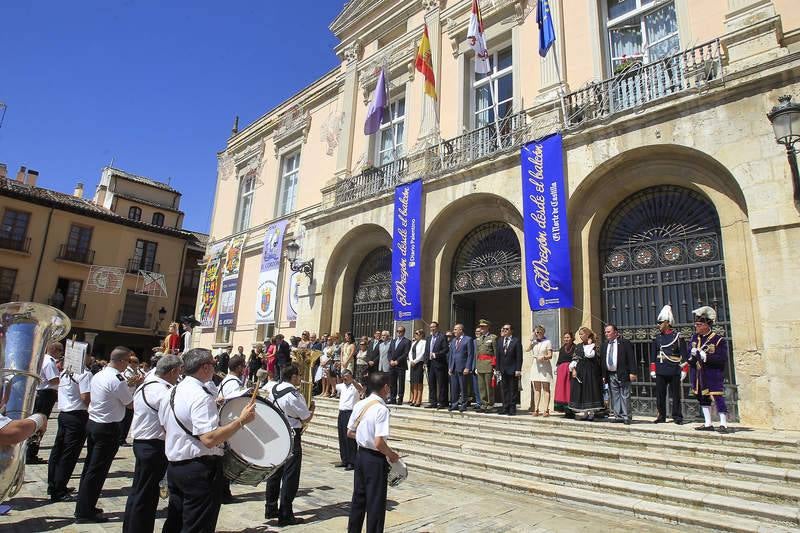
[303,398,800,532]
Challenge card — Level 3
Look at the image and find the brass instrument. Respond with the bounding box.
[291,348,321,433]
[0,302,71,502]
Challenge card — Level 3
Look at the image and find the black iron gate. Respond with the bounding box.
[351,247,393,339]
[600,186,737,420]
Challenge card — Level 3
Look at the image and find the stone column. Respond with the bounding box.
[334,40,362,181]
[722,0,786,68]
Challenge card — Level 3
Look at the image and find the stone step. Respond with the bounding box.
[303,433,800,533]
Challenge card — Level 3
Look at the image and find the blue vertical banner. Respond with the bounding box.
[521,133,573,310]
[392,179,423,321]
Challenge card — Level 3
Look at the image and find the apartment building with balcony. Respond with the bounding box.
[199,0,800,429]
[0,164,202,358]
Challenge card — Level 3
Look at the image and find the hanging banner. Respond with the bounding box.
[199,258,222,328]
[218,233,247,327]
[521,133,573,310]
[392,179,422,321]
[255,220,289,324]
[285,270,301,322]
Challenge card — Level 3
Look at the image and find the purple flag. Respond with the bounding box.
[364,68,388,135]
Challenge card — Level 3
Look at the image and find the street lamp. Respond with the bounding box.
[767,95,800,207]
[285,239,314,280]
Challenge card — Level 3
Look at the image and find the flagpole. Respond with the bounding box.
[485,69,503,144]
[385,68,399,164]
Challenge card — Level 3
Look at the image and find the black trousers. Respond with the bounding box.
[501,373,518,414]
[27,388,58,460]
[348,448,389,533]
[337,410,357,466]
[47,410,88,497]
[428,364,448,406]
[119,407,134,444]
[75,420,121,517]
[123,439,168,533]
[163,456,224,533]
[266,432,302,520]
[656,373,683,421]
[388,367,406,404]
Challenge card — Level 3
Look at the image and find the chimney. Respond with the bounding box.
[26,169,38,187]
[0,163,7,180]
[95,184,107,206]
[15,166,26,182]
[73,182,84,198]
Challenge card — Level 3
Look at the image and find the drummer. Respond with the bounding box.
[217,353,248,505]
[159,348,255,532]
[266,364,314,526]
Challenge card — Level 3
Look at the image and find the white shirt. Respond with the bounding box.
[606,340,618,371]
[336,383,359,411]
[181,330,191,353]
[410,340,426,366]
[271,382,311,430]
[218,373,245,401]
[37,355,59,391]
[347,393,390,451]
[260,379,279,399]
[0,414,10,431]
[57,368,92,412]
[159,375,223,461]
[88,366,135,423]
[131,375,172,441]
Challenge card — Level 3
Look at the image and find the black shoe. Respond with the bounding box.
[717,426,729,434]
[119,441,131,447]
[448,406,456,411]
[222,495,240,504]
[75,513,108,524]
[674,419,684,425]
[344,464,354,471]
[265,507,279,519]
[26,456,47,465]
[459,407,466,412]
[624,419,631,425]
[50,492,75,503]
[653,417,666,424]
[425,403,437,409]
[396,401,403,406]
[278,516,305,526]
[609,418,623,424]
[334,462,346,468]
[695,425,715,431]
[473,405,482,412]
[387,399,396,405]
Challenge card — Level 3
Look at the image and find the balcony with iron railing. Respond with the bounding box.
[127,258,160,274]
[0,236,31,253]
[57,244,95,265]
[46,297,87,321]
[117,310,152,329]
[562,39,723,129]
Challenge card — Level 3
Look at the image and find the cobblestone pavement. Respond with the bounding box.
[1,418,691,532]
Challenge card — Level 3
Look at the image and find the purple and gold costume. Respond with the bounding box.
[687,331,728,413]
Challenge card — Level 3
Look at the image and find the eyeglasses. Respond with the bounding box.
[501,327,510,330]
[359,343,367,346]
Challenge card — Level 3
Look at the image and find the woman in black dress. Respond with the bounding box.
[568,327,604,420]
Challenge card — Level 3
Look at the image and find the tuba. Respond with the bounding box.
[0,302,71,502]
[290,348,321,432]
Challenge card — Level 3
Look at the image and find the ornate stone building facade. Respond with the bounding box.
[200,0,800,429]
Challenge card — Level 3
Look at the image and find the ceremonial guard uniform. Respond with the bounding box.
[27,346,61,464]
[649,305,688,424]
[687,306,730,433]
[267,370,312,526]
[74,361,135,523]
[47,364,91,501]
[123,368,173,533]
[474,319,497,412]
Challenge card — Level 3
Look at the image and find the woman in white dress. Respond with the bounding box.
[528,325,553,416]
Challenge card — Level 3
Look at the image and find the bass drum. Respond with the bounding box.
[218,396,294,485]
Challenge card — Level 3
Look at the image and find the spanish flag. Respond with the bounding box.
[415,24,437,101]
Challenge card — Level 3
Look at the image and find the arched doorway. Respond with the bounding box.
[351,247,393,339]
[450,222,522,333]
[600,185,736,419]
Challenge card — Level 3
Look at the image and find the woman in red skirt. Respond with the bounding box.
[553,331,575,414]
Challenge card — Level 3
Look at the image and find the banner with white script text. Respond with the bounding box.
[392,179,422,321]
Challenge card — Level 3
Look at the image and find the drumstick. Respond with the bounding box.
[250,379,261,403]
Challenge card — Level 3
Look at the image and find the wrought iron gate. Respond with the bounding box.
[351,247,393,339]
[600,186,737,420]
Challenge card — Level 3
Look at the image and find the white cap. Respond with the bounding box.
[692,306,717,322]
[657,305,674,324]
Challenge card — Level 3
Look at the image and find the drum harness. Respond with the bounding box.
[136,380,171,412]
[169,383,214,441]
[271,383,304,428]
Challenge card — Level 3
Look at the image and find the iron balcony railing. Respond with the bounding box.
[0,236,31,253]
[334,158,408,205]
[46,297,87,321]
[58,244,95,264]
[117,310,151,329]
[563,39,723,128]
[127,258,159,274]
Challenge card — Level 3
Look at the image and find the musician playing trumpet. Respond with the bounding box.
[688,306,730,433]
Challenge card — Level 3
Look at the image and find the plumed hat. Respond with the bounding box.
[657,305,674,325]
[692,306,717,324]
[180,315,201,328]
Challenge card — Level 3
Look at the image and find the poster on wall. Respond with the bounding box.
[521,133,574,311]
[255,220,289,324]
[199,258,222,328]
[391,178,422,321]
[218,233,247,327]
[285,270,302,321]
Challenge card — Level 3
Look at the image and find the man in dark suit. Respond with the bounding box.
[388,326,410,405]
[447,324,474,412]
[601,324,637,424]
[366,330,382,375]
[274,334,292,379]
[424,321,449,409]
[495,323,523,415]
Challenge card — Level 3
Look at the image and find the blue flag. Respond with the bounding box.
[537,0,556,58]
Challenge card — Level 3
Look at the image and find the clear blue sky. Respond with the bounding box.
[0,1,344,233]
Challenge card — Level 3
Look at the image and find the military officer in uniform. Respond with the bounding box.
[687,306,730,433]
[122,354,182,532]
[74,346,142,523]
[266,364,314,526]
[474,319,497,412]
[649,305,688,424]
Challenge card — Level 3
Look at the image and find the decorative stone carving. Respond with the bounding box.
[343,39,363,64]
[273,104,312,154]
[359,42,416,103]
[421,0,443,11]
[217,152,235,182]
[320,111,345,156]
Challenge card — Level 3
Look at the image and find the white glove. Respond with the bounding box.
[27,413,46,432]
[700,350,707,362]
[680,371,687,382]
[650,371,656,379]
[690,347,698,356]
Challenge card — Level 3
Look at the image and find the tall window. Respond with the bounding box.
[235,170,256,232]
[473,46,513,129]
[54,277,83,318]
[377,98,405,165]
[65,224,92,262]
[128,206,142,221]
[277,152,300,217]
[132,239,158,272]
[121,289,148,328]
[152,212,165,227]
[606,0,679,71]
[0,267,17,303]
[0,209,30,250]
[182,268,202,292]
